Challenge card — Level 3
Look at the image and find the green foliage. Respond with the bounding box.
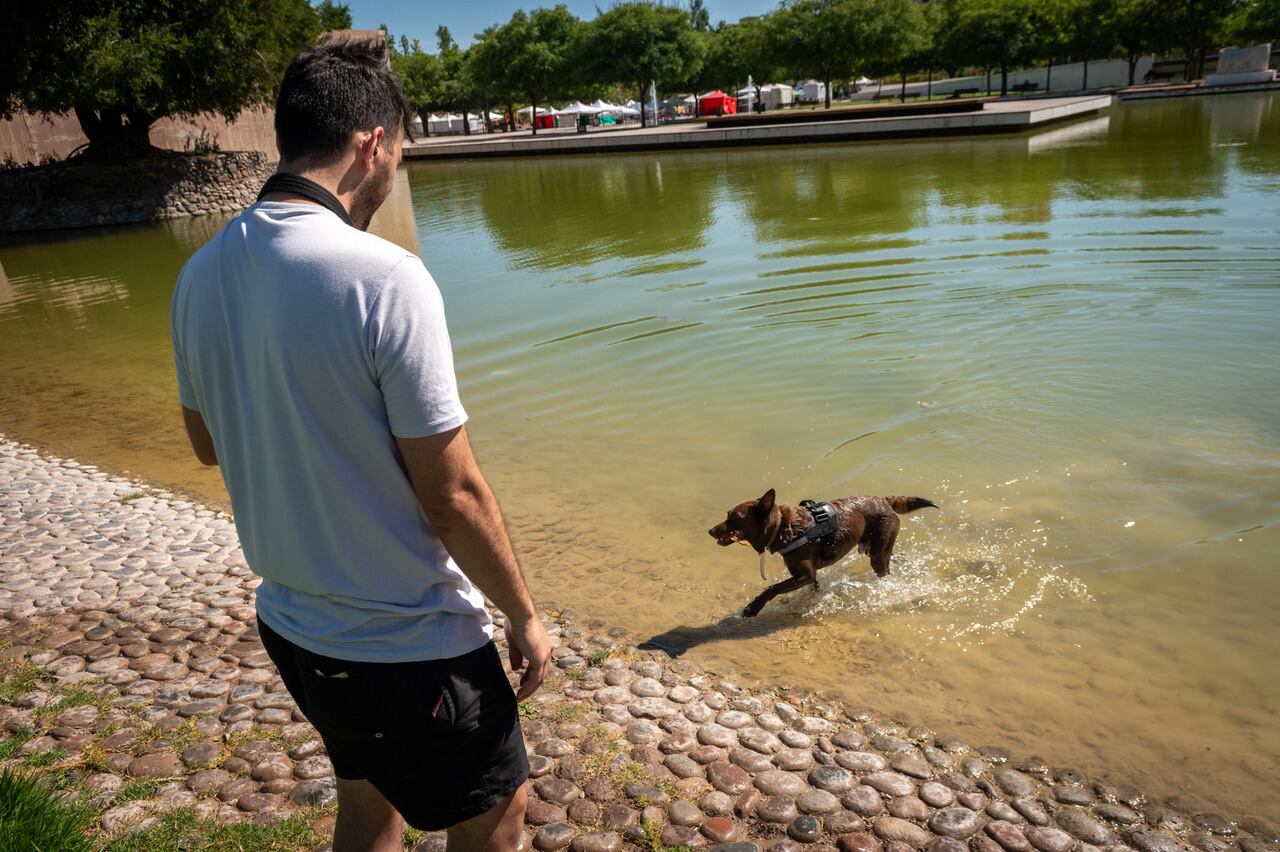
[20,746,67,768]
[0,768,94,852]
[0,0,331,152]
[314,0,352,31]
[938,0,1041,92]
[769,0,905,106]
[0,659,48,704]
[1230,0,1280,40]
[578,2,704,108]
[471,5,580,130]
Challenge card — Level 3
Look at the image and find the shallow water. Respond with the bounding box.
[1,94,1278,820]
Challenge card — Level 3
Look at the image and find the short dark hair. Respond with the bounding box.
[275,34,415,163]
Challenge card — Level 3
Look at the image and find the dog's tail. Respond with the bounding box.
[886,496,938,514]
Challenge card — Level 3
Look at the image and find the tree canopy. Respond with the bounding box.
[0,0,340,153]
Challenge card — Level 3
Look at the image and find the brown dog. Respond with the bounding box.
[708,489,937,617]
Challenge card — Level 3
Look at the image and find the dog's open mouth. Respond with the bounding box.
[715,532,740,547]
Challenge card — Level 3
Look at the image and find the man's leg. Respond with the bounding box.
[333,778,405,852]
[446,785,528,852]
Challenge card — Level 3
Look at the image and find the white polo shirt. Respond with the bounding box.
[171,201,491,662]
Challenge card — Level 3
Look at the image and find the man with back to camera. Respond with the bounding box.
[170,34,551,851]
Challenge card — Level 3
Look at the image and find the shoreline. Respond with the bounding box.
[0,435,1274,851]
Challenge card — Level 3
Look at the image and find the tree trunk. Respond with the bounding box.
[985,67,991,94]
[824,73,832,109]
[507,103,515,132]
[531,94,538,135]
[1000,64,1009,97]
[639,84,646,128]
[927,68,933,100]
[1046,59,1053,91]
[1082,57,1089,91]
[74,106,156,154]
[1127,54,1137,85]
[900,70,907,103]
[462,105,471,135]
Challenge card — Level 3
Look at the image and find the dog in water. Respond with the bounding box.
[708,488,937,616]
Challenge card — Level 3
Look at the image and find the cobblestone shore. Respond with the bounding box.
[0,436,1274,851]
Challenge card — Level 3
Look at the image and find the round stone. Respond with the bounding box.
[918,782,953,808]
[789,815,823,843]
[838,832,884,852]
[668,799,705,827]
[535,777,583,805]
[128,753,183,778]
[863,772,916,798]
[928,838,968,852]
[237,792,281,813]
[701,816,742,843]
[1096,804,1141,825]
[717,710,753,729]
[758,796,799,823]
[1025,827,1075,852]
[810,765,855,794]
[699,724,738,748]
[780,730,813,749]
[707,761,751,795]
[888,797,930,820]
[293,756,333,780]
[625,720,662,745]
[526,800,568,826]
[842,785,886,817]
[929,808,983,839]
[995,769,1036,798]
[701,790,734,817]
[1126,831,1183,852]
[630,677,666,698]
[1055,809,1116,845]
[661,825,701,847]
[987,821,1032,852]
[836,752,889,773]
[628,698,678,719]
[827,812,866,835]
[891,755,933,779]
[874,816,932,848]
[1012,799,1049,826]
[731,747,773,774]
[755,770,807,798]
[797,789,841,815]
[533,822,575,851]
[537,738,576,757]
[290,778,337,807]
[665,754,703,779]
[740,727,783,754]
[569,831,622,852]
[774,747,815,771]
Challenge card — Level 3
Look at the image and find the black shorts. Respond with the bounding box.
[257,617,529,831]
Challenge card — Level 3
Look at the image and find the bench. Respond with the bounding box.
[1144,68,1180,83]
[948,87,981,99]
[1011,81,1040,92]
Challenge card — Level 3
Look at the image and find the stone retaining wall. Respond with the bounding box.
[0,151,274,232]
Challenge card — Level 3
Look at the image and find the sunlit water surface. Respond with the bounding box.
[1,94,1277,820]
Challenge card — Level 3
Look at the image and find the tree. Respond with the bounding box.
[689,0,713,32]
[431,26,480,134]
[769,0,900,109]
[1112,0,1160,84]
[1163,0,1243,79]
[578,2,704,126]
[938,0,1040,96]
[387,34,441,134]
[495,6,580,135]
[0,0,328,154]
[314,0,353,31]
[1230,0,1280,41]
[688,17,783,103]
[863,0,934,102]
[1063,0,1120,90]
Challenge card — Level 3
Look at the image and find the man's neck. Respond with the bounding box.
[261,162,351,213]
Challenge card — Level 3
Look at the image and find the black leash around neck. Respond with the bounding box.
[256,173,352,227]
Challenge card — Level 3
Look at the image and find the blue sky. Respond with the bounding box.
[343,1,779,47]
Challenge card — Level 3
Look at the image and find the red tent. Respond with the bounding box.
[698,90,737,116]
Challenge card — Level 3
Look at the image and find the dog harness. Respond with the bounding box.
[778,500,840,562]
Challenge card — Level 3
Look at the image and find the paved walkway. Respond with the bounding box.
[0,435,1270,850]
[403,97,1113,160]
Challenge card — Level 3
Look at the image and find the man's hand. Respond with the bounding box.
[504,615,552,701]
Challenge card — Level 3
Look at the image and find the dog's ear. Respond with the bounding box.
[756,488,775,515]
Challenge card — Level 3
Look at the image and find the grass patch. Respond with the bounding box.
[20,746,67,769]
[33,687,113,727]
[403,825,426,847]
[551,702,585,723]
[0,659,49,704]
[0,731,33,761]
[517,701,540,719]
[131,716,206,756]
[560,667,585,681]
[118,491,145,503]
[99,805,327,852]
[108,777,165,808]
[0,767,94,852]
[586,648,610,667]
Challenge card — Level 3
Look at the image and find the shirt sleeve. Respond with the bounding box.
[367,257,469,438]
[170,271,199,411]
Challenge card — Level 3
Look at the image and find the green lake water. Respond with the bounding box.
[1,93,1277,820]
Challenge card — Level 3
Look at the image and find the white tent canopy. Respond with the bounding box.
[558,101,601,114]
[516,105,557,116]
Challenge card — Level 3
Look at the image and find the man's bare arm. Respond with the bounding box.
[395,425,551,700]
[182,407,218,466]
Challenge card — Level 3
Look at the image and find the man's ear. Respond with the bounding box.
[757,488,775,514]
